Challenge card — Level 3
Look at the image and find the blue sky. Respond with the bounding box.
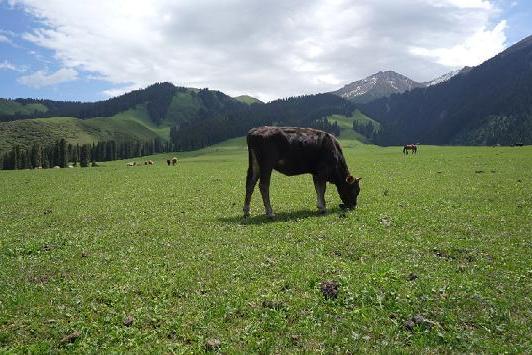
[0,0,530,102]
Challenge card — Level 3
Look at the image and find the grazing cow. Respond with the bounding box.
[243,126,361,218]
[167,159,171,166]
[127,162,136,167]
[403,144,417,154]
[171,157,178,166]
[148,160,154,165]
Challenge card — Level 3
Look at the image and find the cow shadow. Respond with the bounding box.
[219,207,347,225]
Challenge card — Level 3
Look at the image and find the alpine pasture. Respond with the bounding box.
[0,138,530,352]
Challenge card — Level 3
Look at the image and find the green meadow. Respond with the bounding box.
[0,139,530,352]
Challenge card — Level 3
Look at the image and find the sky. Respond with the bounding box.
[0,0,530,102]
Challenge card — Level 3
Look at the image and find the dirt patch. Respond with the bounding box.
[404,315,437,331]
[320,280,339,300]
[61,331,81,344]
[205,338,221,351]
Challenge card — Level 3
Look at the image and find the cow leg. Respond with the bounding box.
[259,168,274,218]
[243,149,260,217]
[313,174,327,214]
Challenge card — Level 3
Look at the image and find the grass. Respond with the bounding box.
[0,105,167,152]
[233,95,263,105]
[0,139,530,352]
[328,110,381,143]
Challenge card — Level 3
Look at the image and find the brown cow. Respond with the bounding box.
[243,126,361,218]
[171,157,178,166]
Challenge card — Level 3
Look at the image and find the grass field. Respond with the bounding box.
[0,139,531,352]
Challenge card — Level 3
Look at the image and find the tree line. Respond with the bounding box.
[0,138,172,170]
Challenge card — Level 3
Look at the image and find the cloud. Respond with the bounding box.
[12,0,508,100]
[102,84,142,98]
[0,34,13,44]
[17,67,78,88]
[409,20,507,67]
[0,60,27,72]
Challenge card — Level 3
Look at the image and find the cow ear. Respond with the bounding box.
[346,175,355,184]
[355,177,362,183]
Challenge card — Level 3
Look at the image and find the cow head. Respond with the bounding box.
[337,175,361,209]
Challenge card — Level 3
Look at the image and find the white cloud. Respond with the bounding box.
[17,67,78,88]
[12,0,508,100]
[409,20,507,67]
[0,60,26,72]
[102,84,142,98]
[0,34,13,44]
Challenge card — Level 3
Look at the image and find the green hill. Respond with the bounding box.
[0,105,163,152]
[234,95,264,105]
[0,84,354,153]
[327,110,381,143]
[0,98,48,117]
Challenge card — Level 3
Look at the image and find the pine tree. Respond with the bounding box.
[80,144,90,167]
[58,139,67,168]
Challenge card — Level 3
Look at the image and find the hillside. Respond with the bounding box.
[0,85,254,152]
[361,35,532,145]
[233,95,264,105]
[327,110,380,143]
[0,99,48,117]
[0,105,162,152]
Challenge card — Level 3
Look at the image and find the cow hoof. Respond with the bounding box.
[266,213,276,220]
[317,209,326,215]
[243,213,250,219]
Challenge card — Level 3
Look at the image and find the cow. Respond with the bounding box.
[243,126,361,218]
[127,162,136,167]
[167,159,171,166]
[171,157,178,166]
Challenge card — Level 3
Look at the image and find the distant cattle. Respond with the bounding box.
[243,126,361,218]
[144,160,155,165]
[127,162,136,167]
[171,157,178,166]
[166,159,171,166]
[514,142,524,147]
[403,144,417,154]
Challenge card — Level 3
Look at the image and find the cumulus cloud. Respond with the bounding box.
[12,0,508,100]
[17,67,78,88]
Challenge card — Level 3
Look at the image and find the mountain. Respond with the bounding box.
[0,83,251,152]
[425,67,471,87]
[361,35,532,145]
[331,71,425,104]
[0,83,354,153]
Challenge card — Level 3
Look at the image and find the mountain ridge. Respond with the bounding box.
[359,35,532,145]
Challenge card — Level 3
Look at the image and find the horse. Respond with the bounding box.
[403,144,417,155]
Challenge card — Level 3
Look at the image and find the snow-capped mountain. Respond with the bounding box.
[425,67,471,86]
[331,71,425,104]
[332,69,468,103]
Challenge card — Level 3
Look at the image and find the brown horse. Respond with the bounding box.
[403,144,417,155]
